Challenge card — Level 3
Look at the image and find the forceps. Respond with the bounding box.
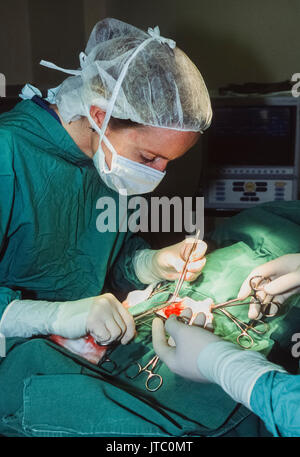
[134,232,201,323]
[249,276,281,317]
[211,275,281,318]
[170,229,201,303]
[126,355,163,392]
[218,307,269,349]
[133,281,172,324]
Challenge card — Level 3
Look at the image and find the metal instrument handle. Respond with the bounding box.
[171,229,201,302]
[236,331,254,349]
[126,361,143,380]
[145,372,163,392]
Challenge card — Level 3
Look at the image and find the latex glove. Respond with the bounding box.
[238,254,300,319]
[153,237,207,282]
[0,293,135,345]
[133,237,207,284]
[123,283,158,308]
[152,308,286,408]
[152,308,220,382]
[179,297,214,328]
[86,293,135,345]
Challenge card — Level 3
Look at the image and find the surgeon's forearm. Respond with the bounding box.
[0,298,89,338]
[132,249,162,284]
[197,341,287,409]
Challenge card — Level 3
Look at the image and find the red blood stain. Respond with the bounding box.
[163,301,184,318]
[85,334,102,348]
[49,334,109,365]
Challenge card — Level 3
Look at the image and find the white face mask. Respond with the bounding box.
[92,132,166,196]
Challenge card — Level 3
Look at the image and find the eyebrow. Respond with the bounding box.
[140,149,169,160]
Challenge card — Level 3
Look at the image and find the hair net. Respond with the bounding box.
[40,18,212,133]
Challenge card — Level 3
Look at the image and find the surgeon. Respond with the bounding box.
[152,253,300,437]
[0,19,211,345]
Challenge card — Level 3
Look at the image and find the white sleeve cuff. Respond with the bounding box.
[0,299,62,338]
[0,299,18,331]
[0,298,90,339]
[197,340,287,409]
[132,249,162,284]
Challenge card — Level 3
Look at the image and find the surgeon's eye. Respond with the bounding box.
[140,154,156,164]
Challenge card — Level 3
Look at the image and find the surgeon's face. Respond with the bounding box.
[90,108,200,172]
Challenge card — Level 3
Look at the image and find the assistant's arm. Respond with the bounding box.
[250,369,300,437]
[152,312,299,437]
[198,341,300,437]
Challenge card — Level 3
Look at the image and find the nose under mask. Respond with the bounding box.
[93,133,166,196]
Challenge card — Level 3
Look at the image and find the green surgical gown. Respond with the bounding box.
[0,100,300,437]
[0,99,147,319]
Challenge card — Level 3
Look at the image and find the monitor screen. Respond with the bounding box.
[205,105,296,166]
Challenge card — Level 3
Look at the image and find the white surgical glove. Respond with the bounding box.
[152,308,286,408]
[123,283,159,308]
[197,342,286,409]
[0,293,135,345]
[133,237,207,285]
[238,253,300,319]
[152,308,219,382]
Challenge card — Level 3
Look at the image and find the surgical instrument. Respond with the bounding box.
[249,275,281,317]
[126,355,163,392]
[211,275,281,317]
[217,307,269,349]
[133,231,202,322]
[134,230,203,322]
[133,297,174,323]
[154,312,192,326]
[97,341,119,372]
[170,229,201,303]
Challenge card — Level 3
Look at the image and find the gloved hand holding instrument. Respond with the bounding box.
[238,253,300,319]
[132,230,207,284]
[0,230,207,370]
[0,293,135,344]
[125,230,208,389]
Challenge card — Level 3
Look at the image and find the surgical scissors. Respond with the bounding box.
[126,355,163,392]
[218,307,269,349]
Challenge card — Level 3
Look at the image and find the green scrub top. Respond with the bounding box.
[1,201,300,437]
[1,100,300,437]
[0,99,147,318]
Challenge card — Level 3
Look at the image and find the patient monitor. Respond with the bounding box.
[203,94,300,209]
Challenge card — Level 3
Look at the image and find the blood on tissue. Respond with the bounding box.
[49,334,109,365]
[161,301,185,318]
[157,297,214,327]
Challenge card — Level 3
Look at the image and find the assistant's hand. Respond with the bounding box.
[152,237,207,282]
[49,293,135,344]
[152,308,220,382]
[86,293,135,345]
[0,292,136,342]
[238,254,300,319]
